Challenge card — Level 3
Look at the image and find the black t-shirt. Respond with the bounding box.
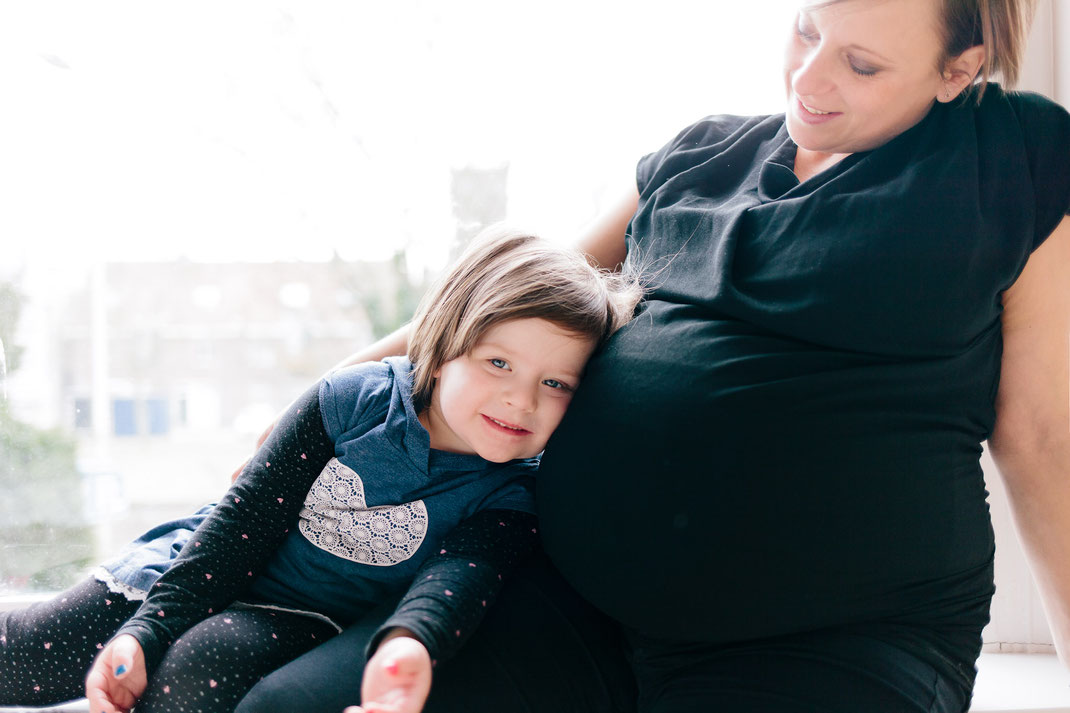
[538,87,1070,648]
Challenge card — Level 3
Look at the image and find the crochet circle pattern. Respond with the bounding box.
[299,458,428,566]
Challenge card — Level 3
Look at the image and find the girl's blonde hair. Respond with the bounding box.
[407,226,642,412]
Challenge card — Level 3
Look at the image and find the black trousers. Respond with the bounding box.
[236,552,636,713]
[236,553,978,713]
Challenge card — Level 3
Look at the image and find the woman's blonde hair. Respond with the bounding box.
[407,226,642,412]
[938,0,1037,94]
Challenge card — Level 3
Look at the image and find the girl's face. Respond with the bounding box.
[784,0,949,156]
[421,318,597,463]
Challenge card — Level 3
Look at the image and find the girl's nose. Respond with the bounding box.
[504,383,538,412]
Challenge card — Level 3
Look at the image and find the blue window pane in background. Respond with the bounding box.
[147,398,170,435]
[113,399,137,436]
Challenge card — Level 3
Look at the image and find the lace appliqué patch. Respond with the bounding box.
[299,457,428,566]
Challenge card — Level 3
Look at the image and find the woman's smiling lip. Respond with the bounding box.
[794,96,842,124]
[481,414,532,436]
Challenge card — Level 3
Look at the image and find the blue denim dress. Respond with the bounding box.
[94,503,215,599]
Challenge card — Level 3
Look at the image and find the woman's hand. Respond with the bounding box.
[229,420,276,482]
[85,634,147,713]
[344,632,432,713]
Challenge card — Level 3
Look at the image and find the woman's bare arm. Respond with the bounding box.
[228,326,412,481]
[327,324,411,371]
[988,215,1070,664]
[575,186,638,271]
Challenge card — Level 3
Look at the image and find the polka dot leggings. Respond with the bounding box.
[0,577,138,706]
[0,577,339,712]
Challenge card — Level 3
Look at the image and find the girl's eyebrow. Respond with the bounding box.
[474,340,515,354]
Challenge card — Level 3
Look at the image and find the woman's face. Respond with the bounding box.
[784,0,949,155]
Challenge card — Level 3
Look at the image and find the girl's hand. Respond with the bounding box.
[344,633,432,713]
[85,634,147,713]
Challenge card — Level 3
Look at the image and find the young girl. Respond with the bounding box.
[0,227,641,713]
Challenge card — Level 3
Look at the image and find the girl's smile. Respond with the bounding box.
[420,317,597,463]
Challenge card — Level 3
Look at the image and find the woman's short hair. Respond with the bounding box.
[407,225,642,412]
[938,0,1037,92]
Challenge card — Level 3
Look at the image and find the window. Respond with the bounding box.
[0,0,1062,655]
[113,399,138,437]
[146,398,170,436]
[13,0,800,596]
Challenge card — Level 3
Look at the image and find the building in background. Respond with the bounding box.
[2,256,418,586]
[1,161,509,593]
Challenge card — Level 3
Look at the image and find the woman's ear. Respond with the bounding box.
[939,45,986,102]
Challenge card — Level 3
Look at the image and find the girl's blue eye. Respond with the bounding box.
[490,358,509,370]
[542,379,573,392]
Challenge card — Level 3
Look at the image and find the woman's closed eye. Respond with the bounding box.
[795,19,879,78]
[848,58,879,77]
[794,18,818,43]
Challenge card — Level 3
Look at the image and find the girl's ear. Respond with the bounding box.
[939,45,986,102]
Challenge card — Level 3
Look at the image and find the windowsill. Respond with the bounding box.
[971,653,1070,712]
[0,621,1063,712]
[0,593,56,612]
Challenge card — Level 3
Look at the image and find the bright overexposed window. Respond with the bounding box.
[0,1,794,596]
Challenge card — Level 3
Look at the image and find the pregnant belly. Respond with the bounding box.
[536,301,994,642]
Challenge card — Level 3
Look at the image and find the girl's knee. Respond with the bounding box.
[234,674,308,713]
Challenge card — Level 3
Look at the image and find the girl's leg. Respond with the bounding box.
[236,553,638,713]
[233,598,396,713]
[136,605,338,713]
[0,577,140,706]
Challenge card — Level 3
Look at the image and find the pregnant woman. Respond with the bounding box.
[236,0,1069,711]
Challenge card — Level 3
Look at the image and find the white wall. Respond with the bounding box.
[981,0,1066,651]
[1057,0,1070,102]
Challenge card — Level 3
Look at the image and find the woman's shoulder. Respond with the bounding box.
[656,112,781,155]
[975,84,1070,144]
[973,85,1070,250]
[999,85,1069,120]
[636,112,783,194]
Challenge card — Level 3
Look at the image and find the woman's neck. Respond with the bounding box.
[793,147,851,183]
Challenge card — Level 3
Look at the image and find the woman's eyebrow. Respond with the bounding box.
[799,8,894,64]
[845,43,893,64]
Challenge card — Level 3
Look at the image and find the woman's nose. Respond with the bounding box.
[791,46,835,98]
